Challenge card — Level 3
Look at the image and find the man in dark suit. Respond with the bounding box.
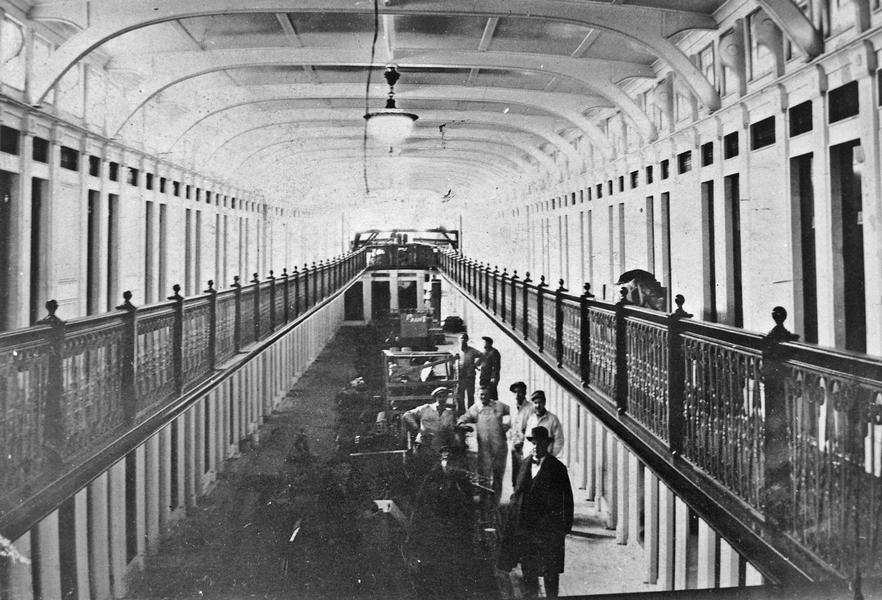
[498,426,574,598]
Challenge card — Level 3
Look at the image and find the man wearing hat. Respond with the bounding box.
[507,381,533,488]
[477,336,501,400]
[402,387,457,452]
[499,425,574,598]
[521,390,565,459]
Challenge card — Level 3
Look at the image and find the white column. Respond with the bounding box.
[145,434,160,555]
[644,470,659,584]
[697,519,718,588]
[88,472,111,600]
[184,406,198,509]
[658,481,674,590]
[615,440,628,543]
[585,413,596,499]
[108,459,127,598]
[72,489,91,600]
[135,445,146,563]
[627,451,642,548]
[674,496,689,590]
[718,539,740,587]
[605,432,618,529]
[34,511,62,600]
[159,425,171,533]
[594,424,605,511]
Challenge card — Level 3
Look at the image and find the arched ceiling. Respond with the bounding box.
[29,0,730,209]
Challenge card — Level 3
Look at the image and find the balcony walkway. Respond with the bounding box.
[122,326,660,599]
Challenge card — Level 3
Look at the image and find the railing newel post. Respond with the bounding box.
[614,287,629,414]
[511,270,518,331]
[292,267,300,318]
[522,272,531,340]
[484,263,491,307]
[303,263,311,311]
[251,273,261,341]
[761,306,799,527]
[168,284,185,394]
[281,268,290,324]
[555,279,566,367]
[579,283,594,386]
[666,294,692,455]
[268,270,276,331]
[232,276,242,352]
[37,300,66,469]
[116,291,138,423]
[536,275,547,352]
[204,280,217,369]
[500,268,508,322]
[492,266,499,314]
[311,262,318,307]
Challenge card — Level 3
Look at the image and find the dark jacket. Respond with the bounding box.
[478,347,501,385]
[499,453,574,574]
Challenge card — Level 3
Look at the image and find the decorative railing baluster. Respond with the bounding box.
[303,264,310,311]
[555,279,566,367]
[292,267,300,317]
[510,270,518,331]
[521,272,530,340]
[492,266,499,314]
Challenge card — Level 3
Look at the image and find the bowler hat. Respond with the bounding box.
[509,381,527,392]
[526,426,551,442]
[481,336,494,344]
[530,390,546,401]
[431,386,451,397]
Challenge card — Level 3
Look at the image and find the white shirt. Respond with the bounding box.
[522,411,565,457]
[530,454,546,479]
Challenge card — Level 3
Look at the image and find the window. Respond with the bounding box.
[159,177,167,193]
[127,167,138,186]
[596,184,603,199]
[32,137,49,163]
[828,81,859,123]
[719,28,738,96]
[701,142,714,166]
[186,185,192,199]
[789,101,813,136]
[206,191,212,204]
[698,43,716,90]
[607,180,613,195]
[0,125,19,155]
[645,165,654,184]
[660,159,670,180]
[750,116,776,150]
[677,151,692,174]
[630,171,639,189]
[747,10,775,79]
[587,187,592,201]
[724,132,739,159]
[173,181,180,197]
[145,173,154,190]
[618,176,624,192]
[88,155,100,177]
[108,161,119,181]
[60,146,79,171]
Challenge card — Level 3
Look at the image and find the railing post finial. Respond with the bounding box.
[252,272,260,284]
[671,294,693,319]
[116,290,135,311]
[38,299,61,325]
[167,284,183,301]
[204,280,216,294]
[232,275,241,288]
[582,282,594,298]
[767,306,799,344]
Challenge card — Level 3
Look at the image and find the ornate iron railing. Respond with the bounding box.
[0,251,366,517]
[438,250,882,582]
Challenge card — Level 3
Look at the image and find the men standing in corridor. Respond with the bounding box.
[521,390,565,458]
[507,381,533,488]
[457,386,510,506]
[456,333,481,411]
[402,387,457,453]
[477,336,501,400]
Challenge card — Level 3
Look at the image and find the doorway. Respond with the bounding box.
[397,279,418,311]
[371,280,391,320]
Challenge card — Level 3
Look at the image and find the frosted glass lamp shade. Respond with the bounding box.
[364,109,418,145]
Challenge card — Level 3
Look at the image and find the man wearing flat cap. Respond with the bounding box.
[402,386,456,452]
[521,390,565,459]
[499,426,574,598]
[507,381,533,488]
[477,336,501,400]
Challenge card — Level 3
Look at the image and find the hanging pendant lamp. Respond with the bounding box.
[364,65,418,145]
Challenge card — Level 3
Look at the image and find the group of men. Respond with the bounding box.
[402,376,573,598]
